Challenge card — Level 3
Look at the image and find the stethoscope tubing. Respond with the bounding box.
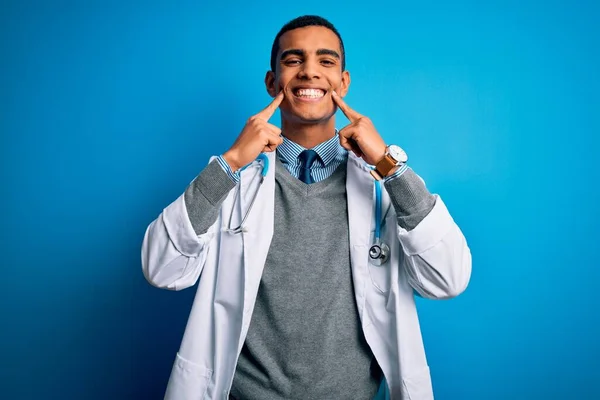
[226,154,269,233]
[374,179,382,242]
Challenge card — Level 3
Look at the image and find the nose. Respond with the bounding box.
[297,58,321,79]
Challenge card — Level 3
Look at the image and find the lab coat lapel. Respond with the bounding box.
[236,152,276,350]
[239,152,275,280]
[346,153,375,323]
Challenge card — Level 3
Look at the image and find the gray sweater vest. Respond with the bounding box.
[230,158,381,400]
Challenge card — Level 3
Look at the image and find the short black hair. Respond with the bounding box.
[270,15,346,72]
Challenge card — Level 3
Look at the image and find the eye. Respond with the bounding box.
[284,59,301,65]
[321,59,336,66]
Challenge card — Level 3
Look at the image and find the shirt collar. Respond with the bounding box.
[277,129,345,167]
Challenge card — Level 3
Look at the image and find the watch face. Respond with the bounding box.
[388,145,408,163]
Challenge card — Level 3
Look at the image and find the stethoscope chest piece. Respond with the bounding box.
[369,242,390,266]
[369,178,390,266]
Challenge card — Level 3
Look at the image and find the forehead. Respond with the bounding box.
[278,26,341,54]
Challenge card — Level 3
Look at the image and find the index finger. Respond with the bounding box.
[255,91,284,121]
[332,91,361,122]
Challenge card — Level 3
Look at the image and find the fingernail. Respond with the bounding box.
[332,90,337,96]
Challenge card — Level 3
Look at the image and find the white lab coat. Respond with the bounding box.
[141,151,471,400]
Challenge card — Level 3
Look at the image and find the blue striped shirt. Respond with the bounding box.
[217,131,407,183]
[276,131,347,182]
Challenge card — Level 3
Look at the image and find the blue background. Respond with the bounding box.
[1,0,599,399]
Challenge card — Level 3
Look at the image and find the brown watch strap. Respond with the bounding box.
[371,154,397,180]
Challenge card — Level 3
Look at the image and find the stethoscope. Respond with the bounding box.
[226,153,269,234]
[226,154,389,265]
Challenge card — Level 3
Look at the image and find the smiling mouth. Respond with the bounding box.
[293,88,327,100]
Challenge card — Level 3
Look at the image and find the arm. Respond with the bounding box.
[141,93,285,291]
[141,158,236,290]
[328,92,471,299]
[384,168,472,299]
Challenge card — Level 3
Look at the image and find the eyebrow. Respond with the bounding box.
[280,48,341,60]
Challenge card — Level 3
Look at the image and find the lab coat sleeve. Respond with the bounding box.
[141,192,220,291]
[396,195,472,299]
[141,158,233,291]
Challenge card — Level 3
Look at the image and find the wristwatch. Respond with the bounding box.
[370,145,408,180]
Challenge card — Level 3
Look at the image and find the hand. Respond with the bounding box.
[223,92,285,172]
[332,91,387,166]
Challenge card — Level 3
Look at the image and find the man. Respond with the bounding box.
[141,15,471,400]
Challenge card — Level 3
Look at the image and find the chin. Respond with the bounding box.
[284,107,336,125]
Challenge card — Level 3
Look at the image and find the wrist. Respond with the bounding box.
[216,155,241,183]
[372,143,387,164]
[222,150,242,172]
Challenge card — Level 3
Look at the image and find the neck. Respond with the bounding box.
[280,118,337,149]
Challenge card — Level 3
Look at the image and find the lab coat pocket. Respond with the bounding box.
[402,366,433,400]
[367,257,392,294]
[164,352,213,400]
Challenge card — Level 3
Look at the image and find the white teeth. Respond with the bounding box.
[295,88,325,98]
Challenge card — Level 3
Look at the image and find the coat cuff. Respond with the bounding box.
[396,195,455,256]
[162,193,207,257]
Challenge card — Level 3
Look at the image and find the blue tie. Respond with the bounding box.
[298,150,319,184]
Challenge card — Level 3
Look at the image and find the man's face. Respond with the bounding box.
[266,25,350,125]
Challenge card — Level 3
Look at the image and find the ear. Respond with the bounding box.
[339,70,351,97]
[265,70,277,97]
